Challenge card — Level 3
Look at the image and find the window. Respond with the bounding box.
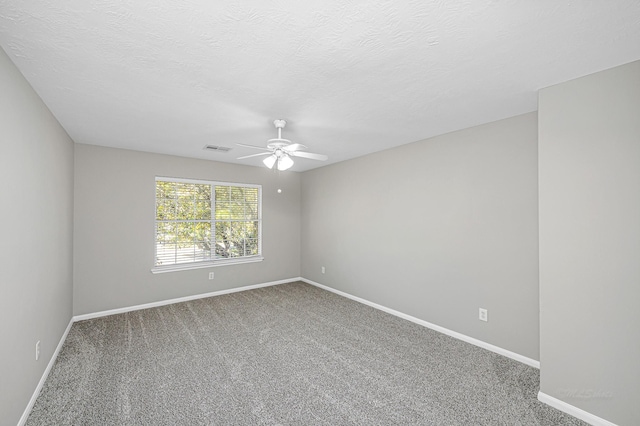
[152,177,262,273]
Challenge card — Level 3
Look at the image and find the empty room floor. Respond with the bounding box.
[26,282,585,425]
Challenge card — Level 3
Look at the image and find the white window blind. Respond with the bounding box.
[154,177,262,271]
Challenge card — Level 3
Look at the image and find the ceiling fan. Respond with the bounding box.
[236,119,328,171]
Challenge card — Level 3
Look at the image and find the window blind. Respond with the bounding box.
[155,178,261,267]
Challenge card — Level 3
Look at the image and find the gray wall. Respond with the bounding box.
[0,48,74,426]
[539,61,640,425]
[301,112,540,360]
[73,144,301,315]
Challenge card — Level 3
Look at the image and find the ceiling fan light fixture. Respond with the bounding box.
[263,155,277,169]
[277,154,294,171]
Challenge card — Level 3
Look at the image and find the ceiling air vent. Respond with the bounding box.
[203,145,232,153]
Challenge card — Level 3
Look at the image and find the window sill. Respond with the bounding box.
[151,256,264,274]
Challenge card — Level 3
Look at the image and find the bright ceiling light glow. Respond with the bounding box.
[277,154,294,171]
[263,155,277,169]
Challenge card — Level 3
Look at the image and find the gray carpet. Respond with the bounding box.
[27,282,585,425]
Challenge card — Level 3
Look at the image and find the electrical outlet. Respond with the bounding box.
[208,272,215,280]
[36,341,40,361]
[479,308,488,322]
[321,266,325,274]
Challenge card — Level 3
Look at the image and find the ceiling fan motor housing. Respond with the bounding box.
[266,141,291,150]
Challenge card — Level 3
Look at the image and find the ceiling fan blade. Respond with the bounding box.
[236,143,270,151]
[283,143,307,152]
[290,151,328,161]
[237,152,272,160]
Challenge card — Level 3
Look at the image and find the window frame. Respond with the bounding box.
[151,176,263,274]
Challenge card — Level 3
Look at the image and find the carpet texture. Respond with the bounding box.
[26,282,585,425]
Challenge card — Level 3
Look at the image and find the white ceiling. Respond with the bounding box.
[1,1,639,172]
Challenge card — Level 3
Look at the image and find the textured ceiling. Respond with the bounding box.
[1,1,639,171]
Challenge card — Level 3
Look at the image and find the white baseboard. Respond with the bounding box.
[18,318,74,426]
[73,277,300,322]
[538,391,617,426]
[301,278,540,369]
